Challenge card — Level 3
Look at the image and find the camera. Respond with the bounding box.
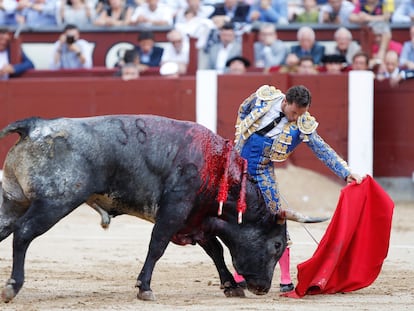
[328,12,338,22]
[66,35,75,45]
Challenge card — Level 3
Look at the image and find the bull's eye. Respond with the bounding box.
[274,242,282,250]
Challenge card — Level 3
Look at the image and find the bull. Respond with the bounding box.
[0,115,324,303]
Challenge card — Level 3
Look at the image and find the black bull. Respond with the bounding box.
[0,115,322,303]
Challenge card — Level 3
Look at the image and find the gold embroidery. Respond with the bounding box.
[256,85,282,101]
[279,133,292,145]
[297,112,318,134]
[275,143,288,154]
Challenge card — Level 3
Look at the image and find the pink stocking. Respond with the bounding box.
[233,271,245,283]
[279,247,292,284]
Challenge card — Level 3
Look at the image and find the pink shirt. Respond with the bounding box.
[372,40,403,56]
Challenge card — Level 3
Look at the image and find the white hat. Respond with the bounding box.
[160,62,179,76]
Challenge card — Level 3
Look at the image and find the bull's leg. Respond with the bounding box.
[198,237,245,298]
[135,219,176,301]
[1,199,80,303]
[135,200,193,301]
[0,197,27,243]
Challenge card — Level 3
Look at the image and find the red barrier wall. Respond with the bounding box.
[374,80,414,177]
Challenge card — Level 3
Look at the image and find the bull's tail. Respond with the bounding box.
[0,117,40,140]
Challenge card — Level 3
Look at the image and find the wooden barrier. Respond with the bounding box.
[1,73,413,178]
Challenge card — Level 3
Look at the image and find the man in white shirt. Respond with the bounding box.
[207,21,242,73]
[130,0,174,26]
[160,29,190,75]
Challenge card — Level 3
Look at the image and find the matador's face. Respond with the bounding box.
[282,100,308,122]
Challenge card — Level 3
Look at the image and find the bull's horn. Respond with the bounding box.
[277,209,330,223]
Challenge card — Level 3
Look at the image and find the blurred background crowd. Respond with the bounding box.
[1,0,414,84]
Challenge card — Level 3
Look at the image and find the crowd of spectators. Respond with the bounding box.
[3,0,413,28]
[0,0,414,84]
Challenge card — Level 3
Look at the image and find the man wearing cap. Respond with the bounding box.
[233,84,362,292]
[322,54,347,73]
[0,27,34,79]
[225,55,250,74]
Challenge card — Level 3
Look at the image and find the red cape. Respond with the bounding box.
[284,176,394,298]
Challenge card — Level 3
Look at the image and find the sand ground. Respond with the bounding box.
[0,165,413,311]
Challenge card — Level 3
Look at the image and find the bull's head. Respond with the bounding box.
[208,180,328,295]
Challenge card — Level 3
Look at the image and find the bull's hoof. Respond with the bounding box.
[1,279,16,303]
[137,290,155,301]
[222,281,245,298]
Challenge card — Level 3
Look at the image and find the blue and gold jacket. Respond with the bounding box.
[234,85,351,180]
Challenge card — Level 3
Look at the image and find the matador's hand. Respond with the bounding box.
[346,173,363,184]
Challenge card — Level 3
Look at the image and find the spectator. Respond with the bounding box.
[277,53,299,73]
[58,0,94,26]
[0,0,18,25]
[206,21,242,73]
[389,68,414,86]
[174,0,215,47]
[160,29,189,75]
[399,24,414,69]
[225,55,250,74]
[254,22,287,69]
[376,49,400,80]
[135,30,164,70]
[94,0,110,16]
[321,53,347,73]
[296,55,319,74]
[318,0,355,25]
[50,24,92,70]
[16,0,58,27]
[288,26,325,65]
[160,0,187,18]
[370,21,402,67]
[351,50,370,70]
[325,26,361,65]
[0,26,34,79]
[175,0,214,25]
[94,0,133,26]
[209,0,250,28]
[349,0,394,25]
[121,62,139,80]
[247,0,288,24]
[114,48,148,76]
[130,0,173,26]
[270,0,289,24]
[291,0,319,23]
[391,0,414,23]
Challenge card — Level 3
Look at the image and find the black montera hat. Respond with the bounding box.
[226,56,251,67]
[322,54,347,64]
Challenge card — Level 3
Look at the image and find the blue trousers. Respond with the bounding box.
[240,133,281,213]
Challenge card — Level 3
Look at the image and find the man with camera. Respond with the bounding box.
[50,24,92,70]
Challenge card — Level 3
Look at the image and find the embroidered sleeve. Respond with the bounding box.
[305,131,351,180]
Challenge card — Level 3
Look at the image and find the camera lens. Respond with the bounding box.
[66,35,75,45]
